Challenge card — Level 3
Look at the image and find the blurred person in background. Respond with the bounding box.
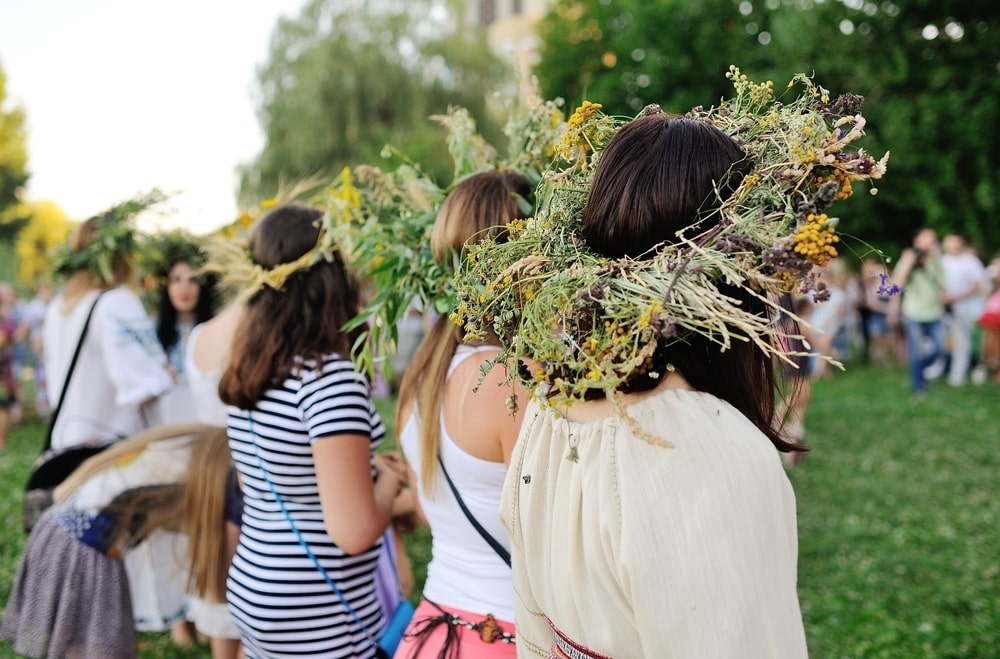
[975,254,1000,384]
[806,259,855,376]
[147,235,218,428]
[44,201,187,634]
[0,282,29,433]
[0,282,24,449]
[940,234,986,386]
[22,282,55,418]
[892,228,946,396]
[1,423,233,658]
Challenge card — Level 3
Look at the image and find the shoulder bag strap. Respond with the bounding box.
[43,291,105,452]
[437,454,511,567]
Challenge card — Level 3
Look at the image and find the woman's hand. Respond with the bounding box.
[375,451,407,495]
[314,436,402,554]
[391,486,421,534]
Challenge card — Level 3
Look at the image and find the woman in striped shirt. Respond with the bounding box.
[218,203,407,658]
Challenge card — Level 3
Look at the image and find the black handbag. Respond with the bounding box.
[23,292,108,533]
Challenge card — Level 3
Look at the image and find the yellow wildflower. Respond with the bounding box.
[567,101,602,130]
[793,213,840,266]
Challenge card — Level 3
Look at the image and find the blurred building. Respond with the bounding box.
[465,0,551,99]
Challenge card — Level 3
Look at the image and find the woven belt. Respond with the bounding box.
[413,599,516,645]
[548,619,613,659]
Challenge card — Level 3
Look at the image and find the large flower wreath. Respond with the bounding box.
[450,67,889,410]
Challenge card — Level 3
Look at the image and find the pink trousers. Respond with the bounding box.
[393,599,516,658]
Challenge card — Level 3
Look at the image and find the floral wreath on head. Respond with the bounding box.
[317,94,565,377]
[451,67,891,416]
[51,189,170,284]
[138,229,209,284]
[135,228,211,313]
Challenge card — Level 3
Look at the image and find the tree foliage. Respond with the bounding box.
[534,0,1000,257]
[0,59,31,242]
[14,200,72,286]
[536,0,754,115]
[239,0,513,204]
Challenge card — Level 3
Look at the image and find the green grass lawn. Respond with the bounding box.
[789,364,999,658]
[1,363,997,658]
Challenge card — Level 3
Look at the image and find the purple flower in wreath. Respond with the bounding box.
[877,272,901,297]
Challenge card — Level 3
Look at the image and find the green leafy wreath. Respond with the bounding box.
[51,189,169,284]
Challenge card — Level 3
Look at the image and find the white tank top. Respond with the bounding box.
[183,323,229,426]
[399,344,514,621]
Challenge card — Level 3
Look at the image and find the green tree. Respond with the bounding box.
[744,0,1000,257]
[15,200,72,286]
[0,59,31,243]
[239,0,512,203]
[534,0,1000,256]
[536,0,753,116]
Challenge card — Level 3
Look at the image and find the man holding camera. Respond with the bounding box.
[892,228,947,396]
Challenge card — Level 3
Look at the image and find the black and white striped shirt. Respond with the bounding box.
[226,355,386,658]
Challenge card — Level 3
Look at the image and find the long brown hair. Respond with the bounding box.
[582,115,796,451]
[218,203,363,409]
[181,426,234,602]
[397,170,532,495]
[53,423,233,581]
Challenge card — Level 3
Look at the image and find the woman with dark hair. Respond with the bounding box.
[392,171,531,658]
[579,117,782,426]
[218,203,406,658]
[500,114,808,657]
[148,235,219,439]
[155,258,216,382]
[142,232,226,649]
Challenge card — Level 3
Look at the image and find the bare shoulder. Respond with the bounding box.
[192,304,243,370]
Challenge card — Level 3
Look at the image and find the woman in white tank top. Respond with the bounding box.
[393,172,532,659]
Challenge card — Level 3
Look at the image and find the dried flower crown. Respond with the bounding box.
[201,176,332,303]
[201,67,889,404]
[451,67,889,409]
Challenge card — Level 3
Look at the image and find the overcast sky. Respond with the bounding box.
[0,0,308,234]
